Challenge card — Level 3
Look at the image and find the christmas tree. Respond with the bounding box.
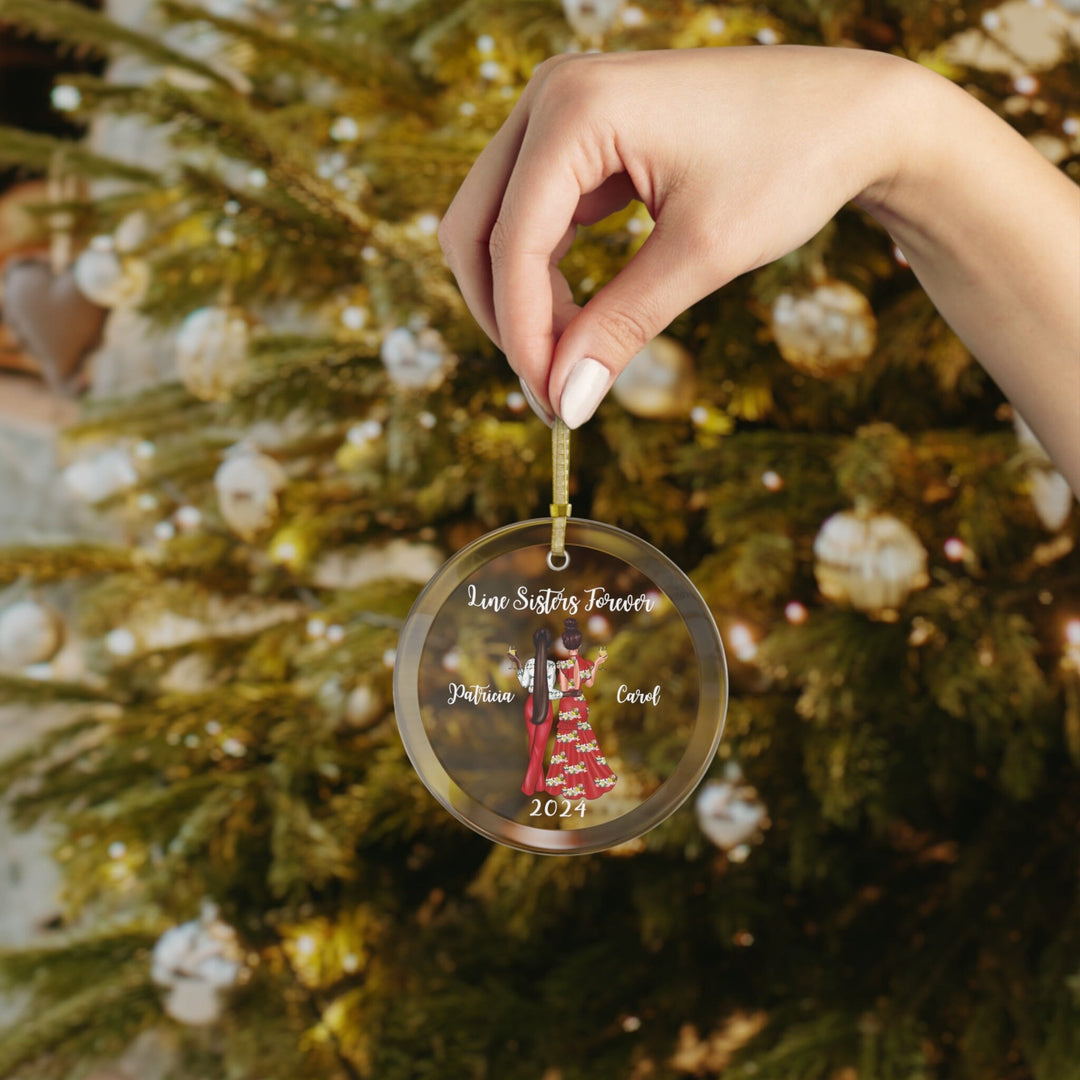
[0,1,1078,1077]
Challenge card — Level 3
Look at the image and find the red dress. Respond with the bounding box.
[543,656,617,800]
[521,693,554,797]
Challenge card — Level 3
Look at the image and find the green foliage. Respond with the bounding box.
[0,0,1078,1078]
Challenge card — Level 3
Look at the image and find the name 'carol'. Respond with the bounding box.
[448,683,515,705]
[617,684,662,705]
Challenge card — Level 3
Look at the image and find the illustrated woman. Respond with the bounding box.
[545,618,617,800]
[508,626,564,796]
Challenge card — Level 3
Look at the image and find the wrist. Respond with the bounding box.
[852,54,945,218]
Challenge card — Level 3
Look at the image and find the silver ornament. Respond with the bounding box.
[695,764,769,852]
[176,307,251,402]
[379,325,452,390]
[0,600,64,667]
[151,901,245,1027]
[813,510,929,616]
[63,448,138,504]
[214,448,287,540]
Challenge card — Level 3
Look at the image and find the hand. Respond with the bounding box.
[439,46,1080,489]
[438,46,910,427]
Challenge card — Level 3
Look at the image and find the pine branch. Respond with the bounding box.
[0,544,134,586]
[159,0,426,103]
[0,950,157,1075]
[0,126,158,185]
[0,0,236,87]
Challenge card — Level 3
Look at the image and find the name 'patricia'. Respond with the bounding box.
[448,683,516,705]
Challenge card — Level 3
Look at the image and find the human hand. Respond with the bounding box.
[437,45,913,428]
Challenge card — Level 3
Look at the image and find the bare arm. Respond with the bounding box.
[856,64,1080,491]
[438,46,1080,490]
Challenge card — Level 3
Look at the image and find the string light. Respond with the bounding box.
[175,505,202,531]
[943,537,967,562]
[761,470,784,492]
[784,601,808,625]
[729,623,757,662]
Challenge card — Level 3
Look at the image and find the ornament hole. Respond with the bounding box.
[546,550,570,572]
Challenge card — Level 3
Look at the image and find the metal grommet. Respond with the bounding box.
[546,549,570,572]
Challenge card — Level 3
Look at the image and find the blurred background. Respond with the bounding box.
[0,1,1078,1078]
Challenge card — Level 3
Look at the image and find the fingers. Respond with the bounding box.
[489,113,597,410]
[549,205,721,429]
[437,105,531,352]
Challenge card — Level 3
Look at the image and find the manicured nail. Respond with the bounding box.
[559,357,610,430]
[519,377,554,427]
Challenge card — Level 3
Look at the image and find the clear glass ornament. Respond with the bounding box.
[395,516,727,855]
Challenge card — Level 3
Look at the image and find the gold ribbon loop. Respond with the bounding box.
[549,419,571,570]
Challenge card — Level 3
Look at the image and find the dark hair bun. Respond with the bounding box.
[563,618,579,630]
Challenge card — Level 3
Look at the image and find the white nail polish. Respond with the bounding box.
[519,378,554,427]
[559,357,609,430]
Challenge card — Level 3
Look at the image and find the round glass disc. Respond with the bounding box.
[394,518,727,855]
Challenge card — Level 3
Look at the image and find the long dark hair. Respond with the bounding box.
[531,626,552,724]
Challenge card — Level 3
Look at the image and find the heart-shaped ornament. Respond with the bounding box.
[2,256,108,394]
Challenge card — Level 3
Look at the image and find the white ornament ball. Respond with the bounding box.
[771,280,877,378]
[695,776,768,851]
[813,510,929,616]
[152,902,244,1027]
[176,307,251,402]
[1014,412,1075,531]
[1028,468,1074,532]
[63,448,137,504]
[0,600,64,667]
[380,325,452,390]
[345,683,382,729]
[73,248,149,308]
[611,335,696,420]
[214,449,287,540]
[105,627,138,657]
[562,0,624,38]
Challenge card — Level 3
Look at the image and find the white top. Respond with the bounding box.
[517,657,563,699]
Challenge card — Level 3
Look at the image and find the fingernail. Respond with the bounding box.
[559,357,610,430]
[519,378,554,427]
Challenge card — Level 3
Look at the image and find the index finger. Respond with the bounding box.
[438,56,575,353]
[489,100,609,405]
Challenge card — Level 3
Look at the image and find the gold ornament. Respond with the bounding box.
[73,246,149,308]
[214,447,287,540]
[611,335,696,420]
[771,279,876,378]
[562,0,624,40]
[176,306,251,402]
[813,509,929,617]
[345,684,383,729]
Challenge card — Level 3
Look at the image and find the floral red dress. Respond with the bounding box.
[544,656,617,800]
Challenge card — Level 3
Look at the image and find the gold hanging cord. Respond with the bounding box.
[548,418,571,570]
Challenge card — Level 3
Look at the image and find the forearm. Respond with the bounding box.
[855,60,1080,493]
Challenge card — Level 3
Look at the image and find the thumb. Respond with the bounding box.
[548,213,718,429]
